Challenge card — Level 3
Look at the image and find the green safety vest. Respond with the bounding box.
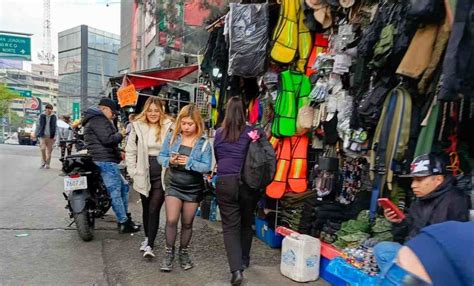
[272,70,311,137]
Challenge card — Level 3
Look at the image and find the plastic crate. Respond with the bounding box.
[255,217,283,248]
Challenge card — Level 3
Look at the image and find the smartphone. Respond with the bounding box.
[171,152,180,157]
[378,198,406,220]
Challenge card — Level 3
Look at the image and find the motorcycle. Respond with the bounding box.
[62,141,111,241]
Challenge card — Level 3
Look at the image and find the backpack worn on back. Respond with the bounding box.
[241,130,276,190]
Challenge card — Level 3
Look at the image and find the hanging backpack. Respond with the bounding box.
[241,129,276,190]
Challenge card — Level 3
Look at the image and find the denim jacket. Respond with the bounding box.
[158,132,212,174]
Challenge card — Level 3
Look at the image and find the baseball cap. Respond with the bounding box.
[400,153,446,177]
[98,98,118,114]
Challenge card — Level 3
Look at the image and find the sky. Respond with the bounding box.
[0,0,121,71]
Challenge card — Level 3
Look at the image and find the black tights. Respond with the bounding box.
[140,183,165,248]
[60,144,72,160]
[165,196,199,248]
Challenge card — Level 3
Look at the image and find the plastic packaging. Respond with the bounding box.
[326,257,378,286]
[280,234,321,282]
[228,3,269,77]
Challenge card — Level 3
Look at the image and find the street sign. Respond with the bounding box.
[0,34,32,61]
[8,87,32,98]
[24,96,42,117]
[24,118,35,125]
[72,102,80,120]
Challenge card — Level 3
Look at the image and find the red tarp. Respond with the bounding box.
[122,65,198,90]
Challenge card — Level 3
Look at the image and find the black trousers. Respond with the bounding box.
[216,175,260,272]
[140,156,165,248]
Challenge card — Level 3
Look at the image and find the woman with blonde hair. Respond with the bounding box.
[125,96,173,259]
[158,104,212,272]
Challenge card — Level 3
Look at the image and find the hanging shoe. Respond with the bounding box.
[178,247,194,270]
[143,246,155,258]
[160,246,175,272]
[140,237,148,252]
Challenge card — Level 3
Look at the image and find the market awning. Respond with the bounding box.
[110,65,199,90]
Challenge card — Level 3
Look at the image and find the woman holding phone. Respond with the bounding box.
[158,104,212,272]
[125,97,173,259]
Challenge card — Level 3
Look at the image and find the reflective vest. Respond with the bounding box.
[266,135,308,199]
[272,70,311,137]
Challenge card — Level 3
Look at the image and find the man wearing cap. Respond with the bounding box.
[385,153,469,243]
[82,98,140,234]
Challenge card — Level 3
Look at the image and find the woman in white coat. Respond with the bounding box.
[126,97,173,258]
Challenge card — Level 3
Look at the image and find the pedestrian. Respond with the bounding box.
[375,221,474,286]
[125,113,136,143]
[158,104,212,272]
[125,97,173,259]
[33,103,57,169]
[384,153,469,243]
[57,115,73,162]
[82,97,140,233]
[213,96,262,286]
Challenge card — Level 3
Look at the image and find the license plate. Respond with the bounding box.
[64,176,88,191]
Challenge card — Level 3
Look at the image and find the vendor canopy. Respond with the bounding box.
[109,65,199,90]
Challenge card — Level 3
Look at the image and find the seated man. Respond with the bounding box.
[385,153,469,243]
[375,221,474,286]
[82,98,140,234]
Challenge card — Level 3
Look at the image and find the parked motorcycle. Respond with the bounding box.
[62,147,111,241]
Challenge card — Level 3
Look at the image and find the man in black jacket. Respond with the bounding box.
[82,98,140,234]
[33,103,57,169]
[385,153,469,243]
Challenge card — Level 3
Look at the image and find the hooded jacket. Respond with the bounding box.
[125,119,173,197]
[82,107,123,163]
[393,176,469,242]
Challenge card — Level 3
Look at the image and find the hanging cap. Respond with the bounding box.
[339,0,355,8]
[400,153,447,177]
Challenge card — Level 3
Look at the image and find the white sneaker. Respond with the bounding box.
[143,246,155,258]
[139,238,148,252]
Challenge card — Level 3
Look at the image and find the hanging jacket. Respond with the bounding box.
[82,107,123,163]
[392,176,469,243]
[439,0,474,101]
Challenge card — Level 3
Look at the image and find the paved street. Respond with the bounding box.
[0,144,328,286]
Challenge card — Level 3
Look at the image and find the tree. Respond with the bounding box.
[0,85,20,119]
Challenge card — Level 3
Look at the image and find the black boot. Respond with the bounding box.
[118,214,140,229]
[160,246,175,272]
[231,270,243,285]
[178,246,194,270]
[119,218,141,234]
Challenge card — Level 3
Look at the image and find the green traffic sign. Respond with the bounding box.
[72,102,80,120]
[8,87,32,98]
[0,34,31,61]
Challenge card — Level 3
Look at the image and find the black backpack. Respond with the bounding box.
[241,130,276,190]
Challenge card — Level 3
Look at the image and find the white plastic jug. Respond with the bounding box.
[280,233,321,282]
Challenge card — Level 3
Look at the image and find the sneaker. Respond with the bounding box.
[160,247,175,272]
[178,247,194,270]
[39,164,45,169]
[143,246,155,258]
[44,165,50,169]
[140,238,148,252]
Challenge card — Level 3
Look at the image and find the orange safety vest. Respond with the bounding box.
[266,135,308,199]
[305,34,329,77]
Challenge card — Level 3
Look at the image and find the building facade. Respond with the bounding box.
[58,25,119,114]
[0,64,58,122]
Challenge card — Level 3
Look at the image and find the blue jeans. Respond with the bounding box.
[94,161,129,224]
[374,242,431,286]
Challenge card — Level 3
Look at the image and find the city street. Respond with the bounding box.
[0,144,328,286]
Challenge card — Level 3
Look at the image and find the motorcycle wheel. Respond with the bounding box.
[74,211,93,241]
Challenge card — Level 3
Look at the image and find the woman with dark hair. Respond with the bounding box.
[213,96,261,285]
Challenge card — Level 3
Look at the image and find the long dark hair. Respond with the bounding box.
[222,96,246,143]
